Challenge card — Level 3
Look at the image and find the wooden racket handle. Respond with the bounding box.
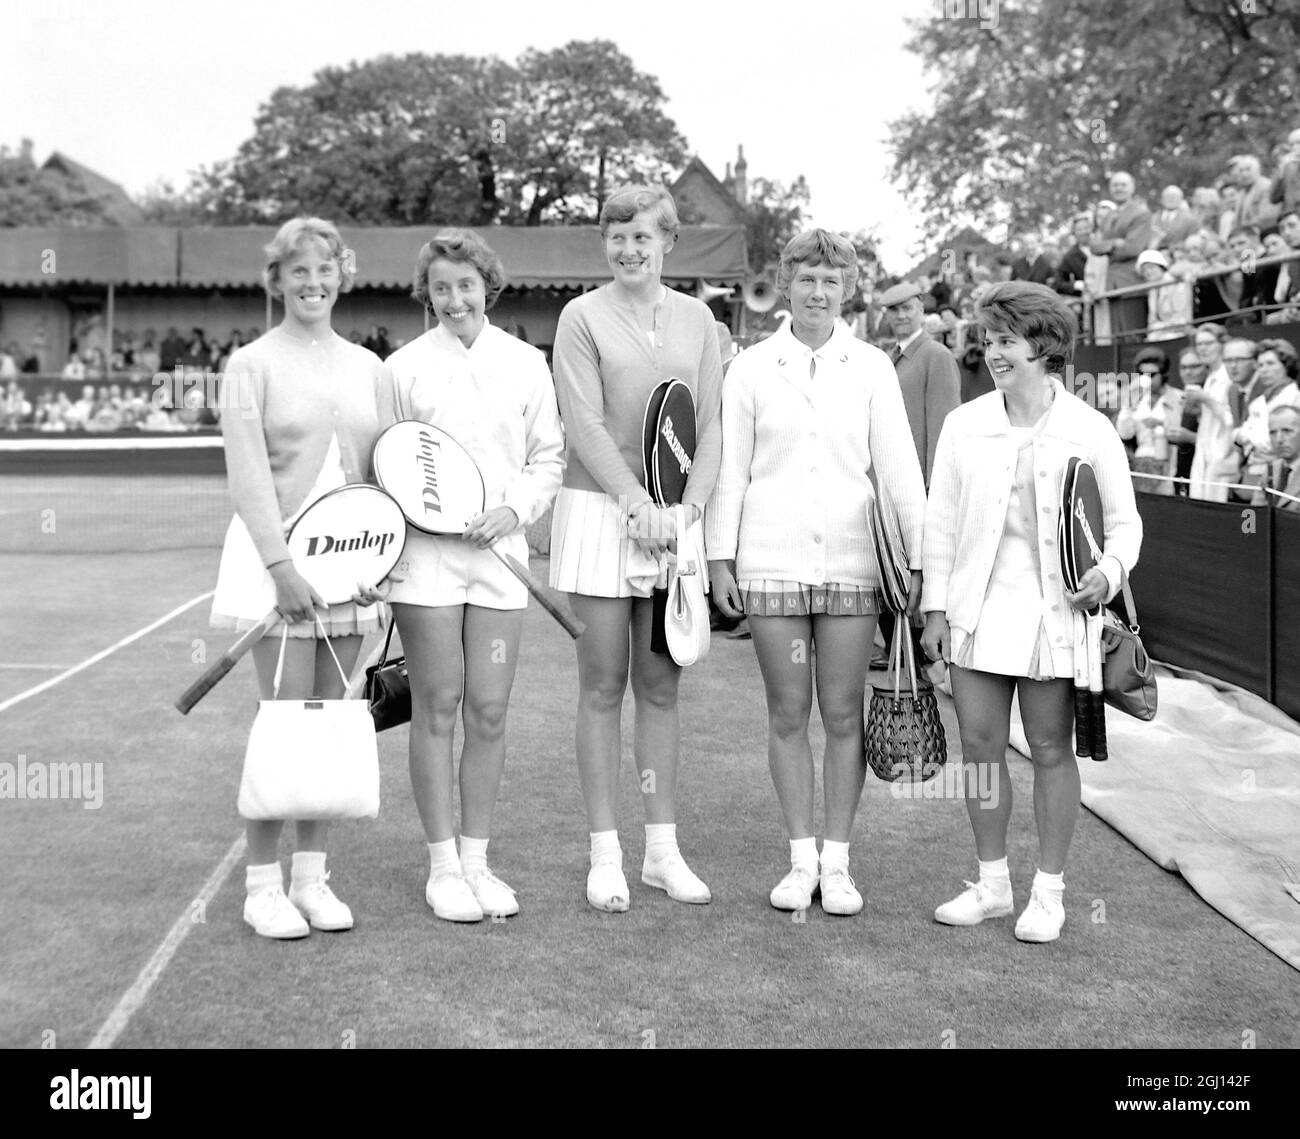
[1073,688,1092,758]
[490,548,585,639]
[1091,693,1109,761]
[174,609,279,714]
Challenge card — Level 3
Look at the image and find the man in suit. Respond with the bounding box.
[879,280,961,485]
[1054,214,1092,299]
[1011,233,1054,285]
[1252,405,1300,510]
[1151,186,1200,251]
[1090,172,1154,340]
[1233,155,1280,232]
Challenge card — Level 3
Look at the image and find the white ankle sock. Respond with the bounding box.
[1032,869,1064,899]
[459,835,489,876]
[590,830,621,867]
[644,823,678,863]
[978,857,1011,889]
[246,862,282,896]
[428,839,460,878]
[290,850,326,887]
[820,839,850,871]
[790,837,818,871]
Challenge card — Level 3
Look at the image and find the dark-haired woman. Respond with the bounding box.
[382,228,564,922]
[921,281,1142,943]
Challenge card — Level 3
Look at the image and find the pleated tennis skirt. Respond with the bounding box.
[548,487,707,599]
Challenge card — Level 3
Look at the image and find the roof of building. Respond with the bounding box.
[40,153,146,227]
[670,157,746,227]
[0,224,747,289]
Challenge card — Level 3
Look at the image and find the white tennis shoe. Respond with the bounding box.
[770,864,819,911]
[288,873,354,931]
[244,885,310,940]
[1014,888,1065,943]
[586,860,630,912]
[642,852,712,904]
[934,879,1014,926]
[426,871,485,922]
[464,866,519,918]
[819,866,863,915]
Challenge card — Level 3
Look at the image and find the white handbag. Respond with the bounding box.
[664,505,711,667]
[237,622,381,821]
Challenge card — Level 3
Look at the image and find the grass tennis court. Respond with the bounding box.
[1,535,1296,1049]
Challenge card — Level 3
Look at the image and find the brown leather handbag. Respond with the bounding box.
[1100,572,1158,721]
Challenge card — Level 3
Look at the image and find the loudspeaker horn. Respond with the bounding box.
[696,280,736,303]
[743,275,777,313]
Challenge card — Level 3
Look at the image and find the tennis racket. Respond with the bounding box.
[642,380,697,655]
[372,420,583,639]
[176,483,407,714]
[1060,457,1108,761]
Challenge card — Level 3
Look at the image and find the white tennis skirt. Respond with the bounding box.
[548,487,706,599]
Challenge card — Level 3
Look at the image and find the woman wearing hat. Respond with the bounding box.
[708,230,927,915]
[549,185,723,912]
[1137,249,1191,341]
[921,281,1142,943]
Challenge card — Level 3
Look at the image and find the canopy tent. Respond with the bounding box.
[0,225,747,290]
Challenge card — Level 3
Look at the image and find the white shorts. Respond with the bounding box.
[386,528,528,610]
[548,487,706,599]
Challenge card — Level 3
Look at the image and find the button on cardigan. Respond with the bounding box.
[705,323,927,588]
[921,380,1143,655]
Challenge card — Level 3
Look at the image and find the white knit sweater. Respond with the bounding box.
[705,324,927,587]
[922,380,1143,648]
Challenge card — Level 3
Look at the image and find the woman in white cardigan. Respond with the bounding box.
[921,281,1142,943]
[708,230,927,916]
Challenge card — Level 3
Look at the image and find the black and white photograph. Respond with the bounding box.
[1,0,1296,1109]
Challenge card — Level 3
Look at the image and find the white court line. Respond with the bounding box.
[0,591,213,715]
[85,634,384,1047]
[88,834,247,1050]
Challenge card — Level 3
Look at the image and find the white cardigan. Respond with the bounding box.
[921,380,1143,648]
[705,323,927,587]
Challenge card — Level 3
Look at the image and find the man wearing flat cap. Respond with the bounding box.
[880,280,961,485]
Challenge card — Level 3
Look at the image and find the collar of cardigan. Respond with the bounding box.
[960,377,1098,437]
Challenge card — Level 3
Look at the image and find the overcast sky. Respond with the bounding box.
[9,0,937,269]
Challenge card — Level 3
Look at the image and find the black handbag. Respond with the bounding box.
[364,619,411,732]
[1101,572,1158,721]
[865,618,948,783]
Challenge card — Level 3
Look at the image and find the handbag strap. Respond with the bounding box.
[1116,566,1140,632]
[378,614,397,666]
[674,504,696,575]
[271,618,353,697]
[314,614,352,692]
[890,618,918,702]
[271,625,289,699]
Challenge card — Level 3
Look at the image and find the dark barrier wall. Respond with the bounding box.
[1274,510,1300,722]
[1131,494,1274,699]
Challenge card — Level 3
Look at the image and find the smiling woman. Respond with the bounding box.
[209,215,390,941]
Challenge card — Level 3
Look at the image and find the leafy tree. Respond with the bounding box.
[190,53,511,225]
[744,175,811,274]
[889,0,1300,238]
[500,40,687,224]
[180,42,686,227]
[0,139,110,226]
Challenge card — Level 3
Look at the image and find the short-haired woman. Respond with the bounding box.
[550,185,723,912]
[381,228,564,922]
[708,229,927,915]
[211,217,388,939]
[921,281,1142,943]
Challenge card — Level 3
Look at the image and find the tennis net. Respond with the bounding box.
[0,435,232,554]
